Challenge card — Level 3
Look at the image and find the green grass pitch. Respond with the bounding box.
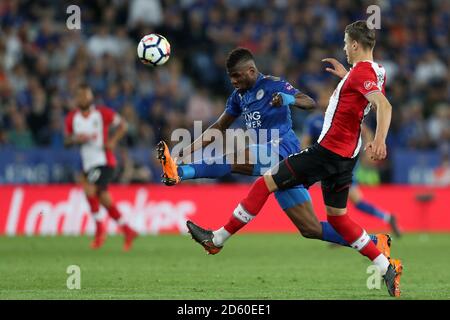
[0,234,449,299]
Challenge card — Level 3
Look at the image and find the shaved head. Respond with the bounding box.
[227,59,256,74]
[226,47,259,91]
[226,48,255,71]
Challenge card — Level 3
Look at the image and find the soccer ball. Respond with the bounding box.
[137,34,171,66]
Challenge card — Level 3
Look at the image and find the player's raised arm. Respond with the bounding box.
[178,112,237,162]
[364,91,392,161]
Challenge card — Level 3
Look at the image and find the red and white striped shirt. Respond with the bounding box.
[318,60,386,158]
[65,105,121,171]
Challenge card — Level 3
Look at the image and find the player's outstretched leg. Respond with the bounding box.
[274,188,392,255]
[387,215,401,238]
[355,200,402,237]
[186,221,223,255]
[157,141,181,186]
[157,140,234,184]
[188,177,270,254]
[350,187,402,237]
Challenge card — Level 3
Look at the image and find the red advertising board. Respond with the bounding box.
[0,184,448,235]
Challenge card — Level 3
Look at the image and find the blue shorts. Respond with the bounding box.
[248,137,311,209]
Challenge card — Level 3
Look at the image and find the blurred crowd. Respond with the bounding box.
[0,0,449,183]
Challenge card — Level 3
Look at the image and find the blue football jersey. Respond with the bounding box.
[225,73,301,158]
[304,112,324,143]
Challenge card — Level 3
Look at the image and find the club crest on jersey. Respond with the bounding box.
[364,81,377,91]
[256,89,264,100]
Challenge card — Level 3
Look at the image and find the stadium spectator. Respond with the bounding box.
[6,110,34,149]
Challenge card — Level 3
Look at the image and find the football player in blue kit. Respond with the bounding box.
[302,87,401,237]
[157,48,391,256]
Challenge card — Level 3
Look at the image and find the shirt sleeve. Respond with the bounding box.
[98,106,120,127]
[224,91,242,117]
[350,63,383,97]
[276,80,300,96]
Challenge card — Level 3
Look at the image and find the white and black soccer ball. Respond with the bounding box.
[137,34,171,66]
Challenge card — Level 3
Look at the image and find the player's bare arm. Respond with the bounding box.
[106,119,128,150]
[322,58,348,78]
[364,92,392,161]
[271,92,316,110]
[178,112,236,162]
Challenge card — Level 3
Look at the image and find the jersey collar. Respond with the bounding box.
[247,73,264,93]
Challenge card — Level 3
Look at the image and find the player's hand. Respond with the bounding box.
[271,92,295,107]
[322,58,348,78]
[365,139,387,161]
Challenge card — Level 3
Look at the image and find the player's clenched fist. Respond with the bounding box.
[365,140,387,160]
[271,92,295,107]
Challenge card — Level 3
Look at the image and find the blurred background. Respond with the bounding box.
[0,0,448,186]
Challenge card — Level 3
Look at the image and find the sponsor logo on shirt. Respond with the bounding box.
[364,80,378,91]
[244,111,262,128]
[256,89,264,100]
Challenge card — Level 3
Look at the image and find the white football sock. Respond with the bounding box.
[212,227,231,247]
[373,253,390,276]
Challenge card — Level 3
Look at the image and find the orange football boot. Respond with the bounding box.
[156,141,181,186]
[375,233,391,259]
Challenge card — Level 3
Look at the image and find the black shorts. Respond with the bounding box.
[84,166,115,191]
[272,143,358,208]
